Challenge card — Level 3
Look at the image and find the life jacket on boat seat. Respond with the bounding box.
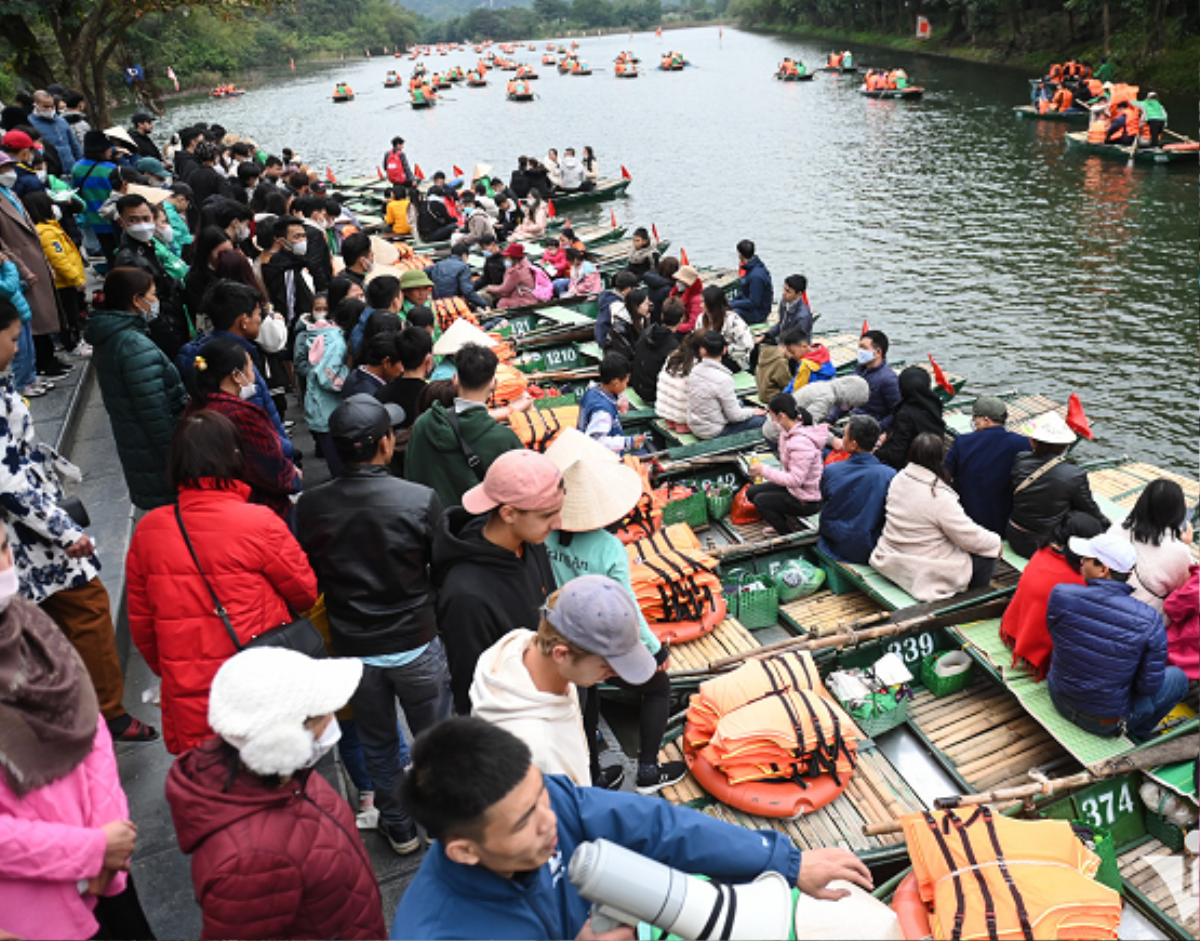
[1121,102,1141,138]
[509,405,580,452]
[628,542,726,644]
[431,296,476,333]
[1048,63,1063,81]
[897,808,1122,941]
[685,649,822,745]
[1087,119,1108,143]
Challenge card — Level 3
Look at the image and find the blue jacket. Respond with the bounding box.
[391,773,800,940]
[428,255,488,310]
[349,306,377,359]
[852,359,902,431]
[729,256,773,325]
[764,295,813,344]
[1047,579,1167,718]
[945,425,1029,535]
[177,331,294,459]
[577,384,633,452]
[594,288,622,347]
[818,452,896,564]
[29,112,82,174]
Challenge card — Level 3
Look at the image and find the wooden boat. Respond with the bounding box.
[1064,131,1198,164]
[409,94,436,109]
[507,90,535,101]
[467,77,487,87]
[615,68,639,78]
[775,71,815,81]
[332,90,355,102]
[542,54,556,65]
[1013,104,1089,123]
[860,86,924,99]
[209,90,245,99]
[547,177,630,208]
[819,64,859,73]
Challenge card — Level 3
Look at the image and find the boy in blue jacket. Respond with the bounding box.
[392,717,871,941]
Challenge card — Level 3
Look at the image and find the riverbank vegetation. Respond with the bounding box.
[730,0,1198,93]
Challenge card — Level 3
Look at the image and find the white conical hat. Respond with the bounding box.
[371,235,400,266]
[558,453,645,532]
[1017,410,1077,445]
[433,317,496,355]
[545,427,619,471]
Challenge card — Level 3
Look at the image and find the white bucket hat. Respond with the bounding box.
[1017,410,1077,445]
[433,317,496,355]
[208,649,362,776]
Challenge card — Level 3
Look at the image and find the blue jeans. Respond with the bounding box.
[552,277,571,296]
[338,718,411,794]
[717,415,766,438]
[350,638,453,833]
[12,320,35,389]
[1052,666,1189,743]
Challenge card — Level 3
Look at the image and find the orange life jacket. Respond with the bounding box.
[1087,119,1108,143]
[1051,88,1074,112]
[1037,97,1050,114]
[1123,102,1141,138]
[489,363,529,407]
[431,296,477,333]
[509,404,579,452]
[1086,78,1103,98]
[1048,63,1063,81]
[1080,63,1093,80]
[628,545,724,632]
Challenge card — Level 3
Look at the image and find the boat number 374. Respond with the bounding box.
[1079,783,1136,828]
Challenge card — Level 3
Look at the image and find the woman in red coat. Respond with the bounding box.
[126,411,318,755]
[671,265,704,333]
[999,513,1104,679]
[167,648,385,940]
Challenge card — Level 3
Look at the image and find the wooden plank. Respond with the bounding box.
[968,741,1064,789]
[918,691,1014,734]
[943,718,1044,763]
[928,702,1027,748]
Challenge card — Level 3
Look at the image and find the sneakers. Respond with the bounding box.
[381,822,422,855]
[594,765,625,790]
[107,714,160,742]
[66,342,93,359]
[635,761,687,795]
[358,790,375,813]
[39,360,72,378]
[20,383,49,398]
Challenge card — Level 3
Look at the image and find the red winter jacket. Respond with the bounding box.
[672,279,704,332]
[166,738,385,940]
[126,481,318,754]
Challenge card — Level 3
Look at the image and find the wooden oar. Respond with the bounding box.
[1163,128,1195,143]
[669,597,1011,681]
[1126,128,1140,166]
[524,367,598,382]
[706,529,820,560]
[862,733,1198,837]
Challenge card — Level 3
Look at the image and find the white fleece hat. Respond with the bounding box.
[208,648,363,776]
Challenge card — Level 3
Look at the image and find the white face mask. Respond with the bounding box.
[140,298,160,321]
[34,107,56,119]
[0,171,17,189]
[156,224,173,243]
[289,239,308,256]
[51,204,62,220]
[235,222,250,242]
[126,221,156,242]
[37,170,48,183]
[0,563,18,612]
[303,717,341,768]
[236,370,256,399]
[856,348,875,366]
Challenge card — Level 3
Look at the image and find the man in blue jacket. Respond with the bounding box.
[428,240,489,311]
[391,717,871,940]
[851,329,901,431]
[818,415,896,564]
[728,239,773,325]
[944,395,1030,534]
[29,90,82,175]
[1047,532,1187,743]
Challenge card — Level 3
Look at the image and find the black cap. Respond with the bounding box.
[131,112,155,125]
[169,181,194,201]
[329,394,405,450]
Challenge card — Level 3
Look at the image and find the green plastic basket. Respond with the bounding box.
[1073,824,1122,893]
[849,694,909,738]
[1145,807,1189,852]
[725,570,779,630]
[661,483,708,528]
[704,486,733,520]
[816,553,858,596]
[921,652,975,697]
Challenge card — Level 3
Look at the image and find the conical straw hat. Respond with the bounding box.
[1017,410,1076,445]
[433,318,496,355]
[558,455,644,533]
[545,427,619,471]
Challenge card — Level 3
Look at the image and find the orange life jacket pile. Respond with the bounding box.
[489,363,529,407]
[509,404,579,451]
[431,297,477,333]
[626,524,726,644]
[895,808,1122,941]
[613,456,663,544]
[683,650,859,818]
[390,242,432,271]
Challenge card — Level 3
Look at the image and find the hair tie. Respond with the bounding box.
[194,356,207,371]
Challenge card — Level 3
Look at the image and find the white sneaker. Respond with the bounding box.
[67,342,93,359]
[20,383,48,398]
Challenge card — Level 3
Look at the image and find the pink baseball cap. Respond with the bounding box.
[462,449,563,515]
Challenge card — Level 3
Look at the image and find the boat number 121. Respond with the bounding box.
[887,634,935,665]
[1080,784,1135,828]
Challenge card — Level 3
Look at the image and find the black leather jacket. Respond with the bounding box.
[294,464,443,657]
[1009,451,1109,536]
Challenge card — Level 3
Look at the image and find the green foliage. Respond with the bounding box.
[424,0,664,39]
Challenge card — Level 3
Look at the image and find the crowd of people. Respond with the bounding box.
[0,86,1195,941]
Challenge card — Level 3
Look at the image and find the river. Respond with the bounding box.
[155,26,1200,475]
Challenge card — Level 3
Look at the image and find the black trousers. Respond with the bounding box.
[746,482,821,534]
[1147,119,1166,148]
[581,667,672,777]
[90,874,155,940]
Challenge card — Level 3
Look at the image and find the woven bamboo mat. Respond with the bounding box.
[1119,839,1198,936]
[656,740,923,854]
[780,589,884,637]
[666,617,759,675]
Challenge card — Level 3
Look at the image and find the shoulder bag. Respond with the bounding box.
[444,406,486,481]
[174,505,327,659]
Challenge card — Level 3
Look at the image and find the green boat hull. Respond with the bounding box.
[860,87,924,100]
[549,178,631,208]
[1013,104,1090,123]
[1065,131,1195,164]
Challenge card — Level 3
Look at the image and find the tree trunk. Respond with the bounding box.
[1102,3,1110,54]
[0,15,60,89]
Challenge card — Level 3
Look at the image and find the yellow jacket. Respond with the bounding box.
[36,221,87,289]
[385,198,412,235]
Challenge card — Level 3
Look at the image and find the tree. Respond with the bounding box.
[0,0,273,127]
[534,0,570,22]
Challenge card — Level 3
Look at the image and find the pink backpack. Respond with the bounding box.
[531,264,554,302]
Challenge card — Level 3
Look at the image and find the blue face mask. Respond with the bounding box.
[857,348,875,366]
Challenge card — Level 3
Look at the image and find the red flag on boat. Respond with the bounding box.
[453,164,464,177]
[1065,393,1094,440]
[861,320,869,335]
[414,164,425,180]
[547,200,556,218]
[680,247,690,265]
[620,165,631,180]
[610,209,617,228]
[927,354,955,396]
[376,166,384,180]
[652,223,660,242]
[290,59,295,72]
[326,167,337,183]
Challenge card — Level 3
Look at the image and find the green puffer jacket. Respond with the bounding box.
[84,309,189,510]
[404,402,523,510]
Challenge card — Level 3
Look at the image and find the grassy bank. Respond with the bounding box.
[754,21,1198,95]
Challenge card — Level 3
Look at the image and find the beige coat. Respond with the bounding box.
[0,194,61,336]
[870,465,1002,601]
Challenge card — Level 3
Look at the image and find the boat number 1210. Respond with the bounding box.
[1079,784,1136,828]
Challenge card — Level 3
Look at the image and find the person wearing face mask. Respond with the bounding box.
[112,192,191,358]
[187,140,234,208]
[340,231,374,288]
[83,267,189,513]
[1,129,46,197]
[22,190,89,357]
[849,329,901,431]
[261,214,317,327]
[182,224,233,328]
[27,89,81,175]
[291,195,335,291]
[166,647,385,940]
[377,325,433,475]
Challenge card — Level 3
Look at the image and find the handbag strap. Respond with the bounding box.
[444,406,485,481]
[175,505,243,653]
[1014,454,1066,495]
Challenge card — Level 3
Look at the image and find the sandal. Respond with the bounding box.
[108,715,160,742]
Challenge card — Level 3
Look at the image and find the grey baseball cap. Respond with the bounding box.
[329,394,405,450]
[972,395,1008,423]
[545,576,656,685]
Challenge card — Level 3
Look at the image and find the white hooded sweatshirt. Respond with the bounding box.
[469,629,591,785]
